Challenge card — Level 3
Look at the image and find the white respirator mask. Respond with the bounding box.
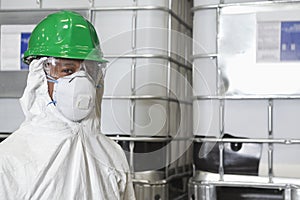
[51,71,96,122]
[43,57,106,122]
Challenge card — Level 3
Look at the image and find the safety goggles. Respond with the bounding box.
[43,57,106,84]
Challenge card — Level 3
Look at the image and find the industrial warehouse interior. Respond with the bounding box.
[1,0,300,199]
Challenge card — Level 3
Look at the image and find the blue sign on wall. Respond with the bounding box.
[280,21,300,61]
[20,32,31,70]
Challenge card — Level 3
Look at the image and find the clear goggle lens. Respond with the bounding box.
[43,57,106,85]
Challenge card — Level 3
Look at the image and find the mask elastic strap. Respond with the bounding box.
[47,100,57,106]
[46,75,58,83]
[95,84,103,89]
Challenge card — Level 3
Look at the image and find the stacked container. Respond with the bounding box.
[0,0,193,199]
[190,0,300,199]
[93,1,193,199]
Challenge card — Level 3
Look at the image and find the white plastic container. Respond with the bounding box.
[0,0,40,9]
[223,100,269,138]
[193,58,217,96]
[273,100,300,138]
[255,97,300,178]
[104,57,192,100]
[41,0,90,8]
[224,0,266,3]
[260,99,300,177]
[192,1,300,181]
[193,9,217,55]
[102,99,172,136]
[101,99,131,135]
[194,0,267,6]
[103,58,132,96]
[94,0,135,7]
[95,2,192,138]
[136,10,169,55]
[104,58,170,97]
[135,59,169,96]
[101,99,190,137]
[94,0,181,10]
[94,11,133,56]
[134,100,170,136]
[1,25,35,71]
[194,0,219,7]
[94,9,191,56]
[137,0,169,7]
[140,0,192,23]
[0,99,24,133]
[193,99,220,137]
[259,144,300,179]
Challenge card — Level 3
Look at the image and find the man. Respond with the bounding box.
[0,10,135,200]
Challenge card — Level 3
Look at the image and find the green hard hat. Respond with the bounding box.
[23,10,107,64]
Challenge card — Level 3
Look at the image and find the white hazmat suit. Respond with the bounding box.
[0,58,136,200]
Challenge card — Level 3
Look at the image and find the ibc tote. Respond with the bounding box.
[92,0,194,199]
[191,0,300,199]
